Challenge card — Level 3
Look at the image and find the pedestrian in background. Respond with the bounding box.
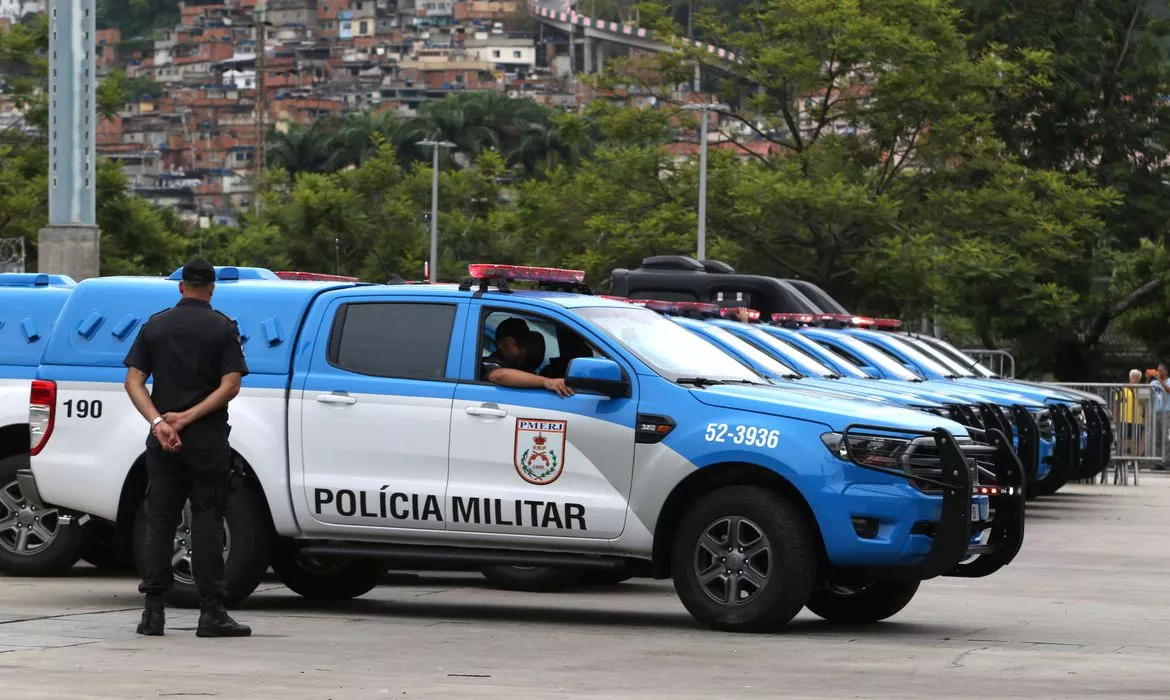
[1115,369,1146,465]
[1149,362,1170,471]
[122,258,253,637]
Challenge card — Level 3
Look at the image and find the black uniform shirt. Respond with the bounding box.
[124,298,249,445]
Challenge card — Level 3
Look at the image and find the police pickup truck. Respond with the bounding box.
[0,273,86,576]
[22,264,1024,632]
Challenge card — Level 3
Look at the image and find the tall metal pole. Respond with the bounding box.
[253,4,268,215]
[696,106,708,260]
[429,145,439,283]
[682,102,726,261]
[417,140,454,283]
[38,0,100,280]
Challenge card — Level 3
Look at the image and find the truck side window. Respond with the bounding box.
[480,310,603,381]
[329,302,456,380]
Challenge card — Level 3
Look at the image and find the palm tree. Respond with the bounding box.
[267,118,341,175]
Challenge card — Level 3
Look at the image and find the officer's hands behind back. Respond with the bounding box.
[153,420,183,452]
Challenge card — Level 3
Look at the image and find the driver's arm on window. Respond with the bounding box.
[487,367,574,397]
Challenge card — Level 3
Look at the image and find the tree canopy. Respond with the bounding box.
[4,3,1170,378]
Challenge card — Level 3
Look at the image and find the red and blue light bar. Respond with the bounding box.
[719,307,761,322]
[772,312,816,325]
[467,264,585,284]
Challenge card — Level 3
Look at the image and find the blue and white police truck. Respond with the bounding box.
[22,264,1025,631]
[0,273,89,576]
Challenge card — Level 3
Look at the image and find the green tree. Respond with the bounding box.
[1,14,189,274]
[587,0,1120,377]
[956,0,1170,375]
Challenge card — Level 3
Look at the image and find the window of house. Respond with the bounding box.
[492,49,500,57]
[360,20,368,32]
[329,302,457,380]
[513,50,521,58]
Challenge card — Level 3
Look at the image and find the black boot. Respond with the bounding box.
[196,603,252,638]
[136,597,165,636]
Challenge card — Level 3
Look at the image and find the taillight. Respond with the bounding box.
[29,379,56,456]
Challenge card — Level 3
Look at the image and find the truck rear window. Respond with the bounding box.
[329,302,456,380]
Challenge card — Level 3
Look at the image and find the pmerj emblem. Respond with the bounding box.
[514,418,568,485]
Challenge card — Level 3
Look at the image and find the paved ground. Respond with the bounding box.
[1,475,1169,699]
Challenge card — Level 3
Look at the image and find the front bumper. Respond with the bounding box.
[836,424,1026,581]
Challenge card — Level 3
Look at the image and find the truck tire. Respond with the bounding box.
[272,547,386,600]
[671,485,818,633]
[480,565,583,592]
[131,481,271,608]
[804,579,921,624]
[0,454,87,576]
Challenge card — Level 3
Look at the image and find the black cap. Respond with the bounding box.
[181,258,216,285]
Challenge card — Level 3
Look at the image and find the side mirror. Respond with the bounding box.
[564,357,629,398]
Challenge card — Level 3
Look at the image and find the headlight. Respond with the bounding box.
[821,432,911,468]
[1031,409,1054,437]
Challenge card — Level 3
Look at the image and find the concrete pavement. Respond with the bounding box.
[1,475,1168,699]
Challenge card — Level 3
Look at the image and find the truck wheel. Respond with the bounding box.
[131,482,271,608]
[272,547,386,600]
[671,485,817,633]
[804,579,921,624]
[480,565,583,592]
[0,454,86,576]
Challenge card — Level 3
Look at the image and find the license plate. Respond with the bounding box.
[971,501,989,522]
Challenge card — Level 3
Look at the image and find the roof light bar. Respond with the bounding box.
[816,313,875,328]
[674,301,721,316]
[720,307,761,321]
[873,318,903,330]
[772,312,816,325]
[467,264,585,284]
[275,271,360,282]
[597,295,632,302]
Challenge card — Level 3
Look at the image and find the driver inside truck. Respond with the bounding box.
[482,317,574,397]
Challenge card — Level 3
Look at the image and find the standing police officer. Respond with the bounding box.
[122,258,252,638]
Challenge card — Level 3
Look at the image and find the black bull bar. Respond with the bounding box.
[838,425,1026,581]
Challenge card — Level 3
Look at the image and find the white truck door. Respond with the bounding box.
[295,296,464,535]
[446,302,638,540]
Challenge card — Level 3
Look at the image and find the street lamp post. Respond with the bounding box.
[417,139,456,283]
[680,103,727,261]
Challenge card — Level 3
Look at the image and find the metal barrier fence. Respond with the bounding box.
[1051,383,1168,468]
[962,349,1015,378]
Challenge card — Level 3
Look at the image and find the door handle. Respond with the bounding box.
[466,406,508,418]
[316,393,357,405]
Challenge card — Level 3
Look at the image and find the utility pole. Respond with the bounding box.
[253,3,268,215]
[680,102,726,261]
[416,140,455,283]
[38,0,100,280]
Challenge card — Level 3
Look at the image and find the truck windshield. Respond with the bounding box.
[918,337,998,377]
[900,337,977,377]
[579,306,765,384]
[862,334,958,379]
[765,330,873,380]
[811,333,924,381]
[691,324,801,378]
[738,327,836,378]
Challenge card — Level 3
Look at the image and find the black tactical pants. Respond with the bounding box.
[138,436,231,608]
